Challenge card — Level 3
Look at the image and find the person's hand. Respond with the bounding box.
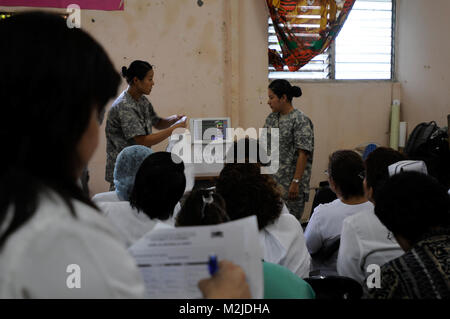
[198,260,251,299]
[168,114,185,125]
[288,182,299,200]
[174,115,188,128]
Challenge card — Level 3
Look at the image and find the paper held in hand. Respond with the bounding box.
[129,216,263,299]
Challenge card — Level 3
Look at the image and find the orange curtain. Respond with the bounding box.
[268,0,355,71]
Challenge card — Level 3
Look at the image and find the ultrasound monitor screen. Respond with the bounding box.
[191,118,230,143]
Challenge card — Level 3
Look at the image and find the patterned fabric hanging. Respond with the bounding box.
[267,0,355,72]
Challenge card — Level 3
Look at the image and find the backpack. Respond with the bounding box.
[404,121,449,188]
[404,121,446,157]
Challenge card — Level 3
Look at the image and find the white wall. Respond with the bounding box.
[396,0,450,129]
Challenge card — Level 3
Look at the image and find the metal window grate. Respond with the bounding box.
[268,17,331,80]
[268,0,394,80]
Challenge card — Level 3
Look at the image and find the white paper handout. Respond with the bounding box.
[128,216,263,299]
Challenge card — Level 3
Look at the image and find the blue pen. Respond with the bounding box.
[208,254,218,276]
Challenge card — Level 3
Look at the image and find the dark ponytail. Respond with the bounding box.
[122,60,152,84]
[175,189,229,227]
[269,79,302,102]
[121,66,128,78]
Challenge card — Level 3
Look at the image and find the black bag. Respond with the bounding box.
[404,121,449,188]
[404,121,440,156]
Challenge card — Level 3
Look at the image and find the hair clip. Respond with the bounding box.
[358,170,366,180]
[200,191,214,218]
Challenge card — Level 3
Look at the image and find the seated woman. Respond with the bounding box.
[175,188,230,227]
[0,12,145,298]
[93,145,194,204]
[94,146,194,246]
[176,188,315,299]
[304,150,373,276]
[215,139,311,278]
[123,152,186,239]
[365,171,450,299]
[337,147,406,283]
[92,145,153,203]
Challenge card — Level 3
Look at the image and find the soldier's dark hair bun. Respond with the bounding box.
[122,61,153,84]
[269,79,302,102]
[290,86,302,98]
[121,66,128,78]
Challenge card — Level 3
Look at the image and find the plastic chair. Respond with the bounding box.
[308,181,337,218]
[362,143,378,160]
[304,275,363,300]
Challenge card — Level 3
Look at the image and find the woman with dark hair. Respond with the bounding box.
[366,171,450,299]
[175,188,230,227]
[0,12,249,299]
[105,60,188,190]
[337,147,406,283]
[304,150,373,276]
[264,79,314,220]
[216,151,311,278]
[129,152,185,224]
[175,187,316,299]
[0,12,145,298]
[95,152,185,248]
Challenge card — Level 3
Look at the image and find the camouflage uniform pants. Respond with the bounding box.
[283,192,306,221]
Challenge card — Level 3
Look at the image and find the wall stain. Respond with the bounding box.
[121,11,138,45]
[196,20,219,65]
[161,0,182,36]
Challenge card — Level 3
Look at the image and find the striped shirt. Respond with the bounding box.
[364,229,450,299]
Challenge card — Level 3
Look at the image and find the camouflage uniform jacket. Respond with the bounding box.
[264,109,314,199]
[105,91,161,184]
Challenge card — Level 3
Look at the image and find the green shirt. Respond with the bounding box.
[263,261,315,299]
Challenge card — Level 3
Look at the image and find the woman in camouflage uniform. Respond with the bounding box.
[264,80,314,220]
[105,60,187,189]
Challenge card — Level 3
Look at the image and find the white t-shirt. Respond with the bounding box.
[304,199,373,275]
[259,205,311,278]
[0,191,146,298]
[92,191,120,203]
[337,207,404,283]
[96,201,175,247]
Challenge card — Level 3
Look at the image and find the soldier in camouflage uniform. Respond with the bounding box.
[264,80,314,220]
[105,60,186,189]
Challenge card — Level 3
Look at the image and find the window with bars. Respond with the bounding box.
[268,0,395,80]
